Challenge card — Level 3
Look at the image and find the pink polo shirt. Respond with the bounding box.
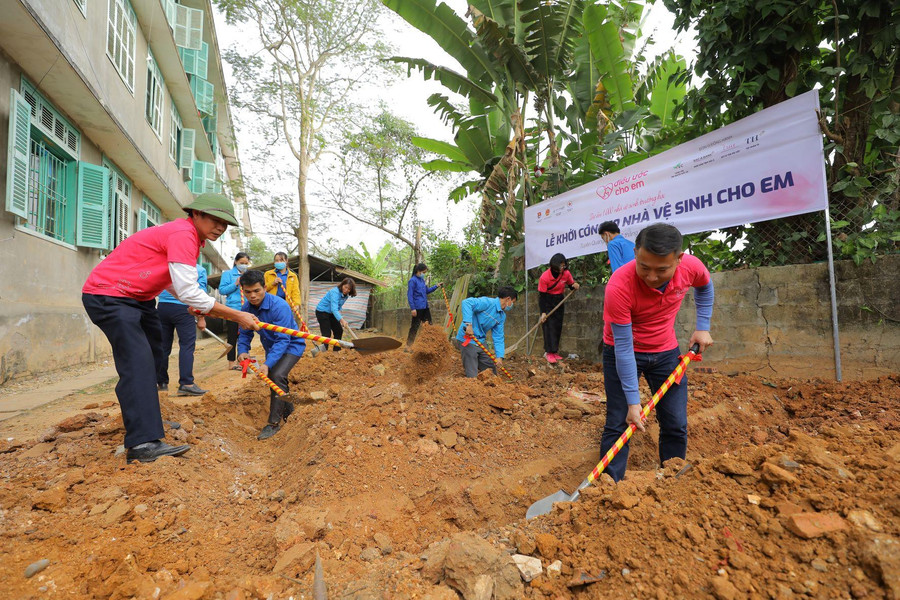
[537,268,574,294]
[603,254,710,352]
[82,218,202,301]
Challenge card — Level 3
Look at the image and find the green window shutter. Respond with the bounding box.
[190,77,214,115]
[202,103,217,133]
[178,43,208,80]
[5,89,30,219]
[174,5,204,50]
[180,128,196,170]
[138,208,148,230]
[190,160,217,194]
[162,0,177,29]
[76,162,110,249]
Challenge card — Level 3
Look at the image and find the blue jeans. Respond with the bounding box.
[600,345,688,481]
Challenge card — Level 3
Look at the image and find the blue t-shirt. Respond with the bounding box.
[608,235,636,273]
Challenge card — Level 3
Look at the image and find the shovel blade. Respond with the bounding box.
[526,489,575,519]
[350,336,402,355]
[218,344,234,359]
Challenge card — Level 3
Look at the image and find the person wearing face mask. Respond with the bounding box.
[406,262,443,348]
[265,252,302,308]
[454,286,517,378]
[600,223,714,482]
[315,277,356,351]
[538,253,580,364]
[219,252,252,370]
[599,221,636,273]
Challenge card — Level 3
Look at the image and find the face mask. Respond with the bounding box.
[274,262,286,271]
[236,264,249,273]
[417,272,425,278]
[504,304,514,312]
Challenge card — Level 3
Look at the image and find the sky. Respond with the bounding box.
[211,1,699,258]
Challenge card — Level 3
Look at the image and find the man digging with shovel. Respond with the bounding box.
[236,270,306,440]
[600,223,714,481]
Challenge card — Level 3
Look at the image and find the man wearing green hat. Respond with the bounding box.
[82,193,260,463]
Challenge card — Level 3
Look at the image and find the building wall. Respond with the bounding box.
[372,255,900,381]
[0,0,246,384]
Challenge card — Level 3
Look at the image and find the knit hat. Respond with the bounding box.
[183,193,239,226]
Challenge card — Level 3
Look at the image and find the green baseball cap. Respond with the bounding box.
[183,193,239,226]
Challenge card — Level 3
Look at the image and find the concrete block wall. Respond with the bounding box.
[372,255,900,380]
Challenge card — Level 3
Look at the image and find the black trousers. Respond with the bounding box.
[82,294,166,448]
[540,292,565,354]
[315,310,343,351]
[156,302,197,387]
[226,320,239,361]
[266,353,301,424]
[406,307,433,347]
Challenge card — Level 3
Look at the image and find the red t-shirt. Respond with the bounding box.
[82,218,202,301]
[603,253,710,352]
[537,268,574,294]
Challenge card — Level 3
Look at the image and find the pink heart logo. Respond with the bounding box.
[597,184,613,200]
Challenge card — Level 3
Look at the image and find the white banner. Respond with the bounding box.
[524,90,828,269]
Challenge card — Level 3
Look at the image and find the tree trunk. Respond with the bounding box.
[415,224,422,264]
[297,158,310,320]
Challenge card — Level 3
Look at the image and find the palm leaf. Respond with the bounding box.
[449,179,483,202]
[390,57,499,106]
[469,6,542,91]
[584,4,634,113]
[422,158,476,172]
[384,0,500,86]
[412,136,469,162]
[426,93,466,126]
[648,54,687,126]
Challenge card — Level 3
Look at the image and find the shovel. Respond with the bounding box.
[258,322,401,355]
[507,288,577,355]
[462,335,513,379]
[202,328,234,359]
[526,343,701,519]
[240,358,288,396]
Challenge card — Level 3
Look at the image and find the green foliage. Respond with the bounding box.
[245,235,274,265]
[822,205,900,266]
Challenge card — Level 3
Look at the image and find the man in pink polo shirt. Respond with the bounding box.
[82,193,259,463]
[600,223,714,481]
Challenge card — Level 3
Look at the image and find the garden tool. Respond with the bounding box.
[507,288,577,355]
[257,322,401,355]
[440,284,454,329]
[240,358,287,396]
[462,335,513,379]
[526,343,702,519]
[277,278,309,332]
[202,328,234,359]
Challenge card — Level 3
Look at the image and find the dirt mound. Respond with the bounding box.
[403,323,458,384]
[1,351,897,599]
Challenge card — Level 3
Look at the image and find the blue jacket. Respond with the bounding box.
[316,286,349,321]
[158,265,207,305]
[237,293,305,367]
[407,275,438,310]
[608,235,636,273]
[455,296,508,358]
[219,267,244,310]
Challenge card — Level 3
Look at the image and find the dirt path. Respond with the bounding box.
[0,324,897,599]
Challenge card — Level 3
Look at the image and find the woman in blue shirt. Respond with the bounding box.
[314,277,356,351]
[406,262,442,347]
[218,252,251,369]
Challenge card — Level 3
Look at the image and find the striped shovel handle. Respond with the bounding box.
[240,359,287,396]
[277,280,310,332]
[585,344,701,485]
[258,322,352,349]
[465,335,513,380]
[440,285,453,328]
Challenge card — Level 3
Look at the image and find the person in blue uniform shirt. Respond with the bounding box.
[599,221,636,273]
[236,270,306,440]
[454,286,517,377]
[218,252,251,370]
[406,262,443,347]
[156,263,209,395]
[314,277,356,351]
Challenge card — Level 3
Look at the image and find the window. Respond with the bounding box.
[6,85,109,249]
[174,4,204,50]
[107,0,136,91]
[161,0,177,30]
[139,196,162,230]
[179,42,209,80]
[73,0,87,17]
[103,160,133,247]
[190,160,220,195]
[189,76,215,115]
[169,100,182,164]
[145,52,164,138]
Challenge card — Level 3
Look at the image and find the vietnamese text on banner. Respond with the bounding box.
[524,90,828,269]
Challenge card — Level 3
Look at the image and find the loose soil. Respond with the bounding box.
[1,323,898,599]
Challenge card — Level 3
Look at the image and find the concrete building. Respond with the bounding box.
[0,0,251,383]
